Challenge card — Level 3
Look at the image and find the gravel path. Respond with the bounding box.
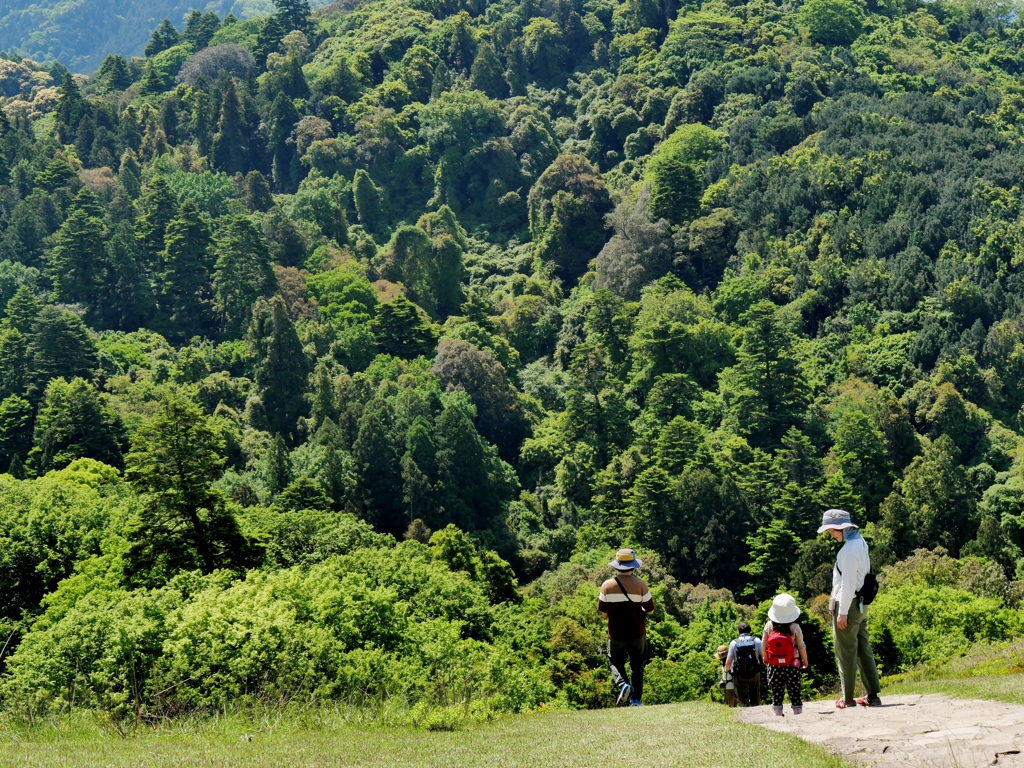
[739,694,1024,767]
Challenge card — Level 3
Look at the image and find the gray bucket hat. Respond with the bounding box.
[817,508,858,534]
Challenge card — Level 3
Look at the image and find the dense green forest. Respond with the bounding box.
[0,0,1024,724]
[0,0,333,72]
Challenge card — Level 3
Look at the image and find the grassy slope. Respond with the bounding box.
[1,701,849,768]
[881,640,1024,704]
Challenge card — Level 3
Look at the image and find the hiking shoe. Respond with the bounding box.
[630,699,644,707]
[773,706,784,717]
[856,695,882,707]
[616,683,633,706]
[792,706,802,715]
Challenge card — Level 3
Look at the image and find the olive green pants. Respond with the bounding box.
[833,600,881,704]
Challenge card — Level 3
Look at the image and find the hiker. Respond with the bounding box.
[819,508,882,709]
[762,593,809,716]
[725,621,762,706]
[598,548,655,707]
[716,645,737,707]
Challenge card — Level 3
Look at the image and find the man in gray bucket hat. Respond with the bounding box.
[819,508,882,708]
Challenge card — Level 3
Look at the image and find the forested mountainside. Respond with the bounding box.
[2,0,1024,721]
[0,0,332,72]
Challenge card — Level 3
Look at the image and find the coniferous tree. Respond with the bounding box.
[262,431,293,494]
[243,170,274,212]
[353,169,385,237]
[0,394,32,470]
[727,301,809,449]
[96,55,132,92]
[266,92,300,192]
[135,176,177,267]
[249,295,310,440]
[275,0,312,33]
[0,327,27,400]
[145,19,180,57]
[125,394,257,581]
[46,190,107,310]
[29,377,126,472]
[212,80,250,176]
[213,215,277,336]
[182,10,221,50]
[371,296,439,359]
[469,43,507,99]
[254,15,286,67]
[1,285,41,334]
[25,307,98,400]
[101,223,154,331]
[55,72,88,143]
[158,200,213,340]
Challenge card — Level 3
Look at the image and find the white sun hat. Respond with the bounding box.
[767,593,801,624]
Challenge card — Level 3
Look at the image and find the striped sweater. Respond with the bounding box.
[598,573,655,640]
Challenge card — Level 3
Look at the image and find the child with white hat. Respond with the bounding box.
[762,593,810,716]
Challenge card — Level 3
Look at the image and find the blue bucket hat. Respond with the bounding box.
[817,508,858,534]
[610,548,643,571]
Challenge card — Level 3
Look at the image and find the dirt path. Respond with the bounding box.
[739,694,1024,767]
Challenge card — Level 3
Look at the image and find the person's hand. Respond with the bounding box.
[837,614,848,630]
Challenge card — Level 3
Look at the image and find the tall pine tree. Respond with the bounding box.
[249,295,310,440]
[213,215,277,336]
[212,80,251,176]
[158,200,214,340]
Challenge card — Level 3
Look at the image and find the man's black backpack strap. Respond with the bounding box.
[613,577,648,623]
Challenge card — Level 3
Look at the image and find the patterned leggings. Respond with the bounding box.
[766,666,802,707]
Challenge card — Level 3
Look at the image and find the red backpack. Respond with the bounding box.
[766,630,795,667]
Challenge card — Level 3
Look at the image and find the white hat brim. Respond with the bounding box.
[817,522,858,534]
[768,606,801,623]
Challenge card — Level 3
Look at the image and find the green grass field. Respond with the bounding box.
[0,702,849,768]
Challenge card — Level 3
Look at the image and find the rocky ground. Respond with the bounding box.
[741,694,1024,767]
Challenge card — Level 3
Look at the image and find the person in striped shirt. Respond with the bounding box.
[598,548,656,706]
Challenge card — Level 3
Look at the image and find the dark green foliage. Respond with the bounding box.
[157,200,213,340]
[249,295,310,440]
[125,394,257,581]
[213,215,276,336]
[29,377,126,472]
[212,80,251,177]
[0,394,32,469]
[25,307,98,400]
[371,296,439,359]
[144,19,179,57]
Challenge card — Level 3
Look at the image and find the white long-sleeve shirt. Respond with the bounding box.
[831,529,870,615]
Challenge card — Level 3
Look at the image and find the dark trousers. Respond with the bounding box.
[608,636,647,701]
[767,666,802,707]
[733,672,761,707]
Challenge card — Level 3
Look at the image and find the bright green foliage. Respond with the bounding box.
[213,215,277,337]
[797,0,864,46]
[124,394,255,580]
[30,377,126,473]
[646,124,722,226]
[353,169,386,237]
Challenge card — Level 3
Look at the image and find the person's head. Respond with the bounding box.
[737,621,752,636]
[609,548,642,573]
[817,508,858,541]
[767,592,801,626]
[716,645,729,661]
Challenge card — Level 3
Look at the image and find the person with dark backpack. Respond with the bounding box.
[725,621,762,706]
[598,548,655,706]
[762,593,809,716]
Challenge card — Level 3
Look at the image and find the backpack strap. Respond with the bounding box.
[613,576,647,620]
